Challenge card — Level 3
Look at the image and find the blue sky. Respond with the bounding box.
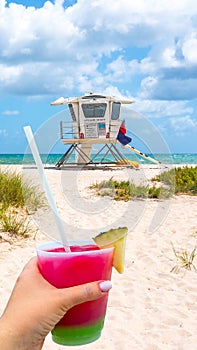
[0,0,197,154]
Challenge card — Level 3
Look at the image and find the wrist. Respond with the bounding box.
[0,316,22,349]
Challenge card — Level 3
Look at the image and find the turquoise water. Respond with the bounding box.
[0,153,197,165]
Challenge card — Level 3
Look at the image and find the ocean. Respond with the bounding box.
[0,153,197,165]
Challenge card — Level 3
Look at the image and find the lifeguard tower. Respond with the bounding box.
[50,93,134,168]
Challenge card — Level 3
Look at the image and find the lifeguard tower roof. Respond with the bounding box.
[51,93,133,106]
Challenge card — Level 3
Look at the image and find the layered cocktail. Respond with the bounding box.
[36,241,114,346]
[36,227,128,346]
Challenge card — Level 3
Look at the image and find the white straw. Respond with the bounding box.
[24,126,70,252]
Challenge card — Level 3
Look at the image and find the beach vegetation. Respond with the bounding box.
[116,181,148,200]
[0,168,45,211]
[96,177,115,190]
[91,178,171,200]
[151,166,197,195]
[91,178,149,200]
[171,243,197,273]
[94,177,115,197]
[0,168,45,238]
[92,166,197,201]
[0,208,31,237]
[148,185,173,199]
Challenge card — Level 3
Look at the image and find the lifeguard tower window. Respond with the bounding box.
[68,104,76,121]
[111,102,121,120]
[82,103,106,118]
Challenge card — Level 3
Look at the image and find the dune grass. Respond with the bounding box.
[171,243,197,273]
[151,166,197,195]
[0,168,45,237]
[91,166,197,200]
[92,178,148,201]
[91,177,172,200]
[0,209,31,237]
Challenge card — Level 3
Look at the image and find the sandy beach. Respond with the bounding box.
[1,164,197,349]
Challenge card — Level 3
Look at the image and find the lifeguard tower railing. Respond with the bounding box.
[60,120,120,143]
[56,120,132,168]
[60,120,77,140]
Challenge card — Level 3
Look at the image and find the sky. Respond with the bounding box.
[0,0,197,155]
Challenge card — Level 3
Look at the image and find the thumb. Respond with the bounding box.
[57,280,112,310]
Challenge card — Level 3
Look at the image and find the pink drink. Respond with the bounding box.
[36,241,114,346]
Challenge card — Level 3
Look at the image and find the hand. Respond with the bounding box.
[0,257,112,350]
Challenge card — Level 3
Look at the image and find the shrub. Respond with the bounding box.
[148,186,173,199]
[92,179,149,200]
[151,166,197,195]
[175,166,197,194]
[91,166,197,201]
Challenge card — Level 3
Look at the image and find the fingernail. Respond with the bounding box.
[99,281,112,292]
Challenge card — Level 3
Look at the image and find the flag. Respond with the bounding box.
[117,120,132,146]
[119,120,126,134]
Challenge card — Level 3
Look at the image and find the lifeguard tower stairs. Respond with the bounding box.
[50,93,134,168]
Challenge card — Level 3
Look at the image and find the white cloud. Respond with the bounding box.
[161,47,181,68]
[170,115,197,133]
[0,128,8,136]
[2,110,19,115]
[0,0,6,14]
[0,0,196,101]
[0,64,22,83]
[133,99,193,119]
[182,34,197,64]
[54,0,65,6]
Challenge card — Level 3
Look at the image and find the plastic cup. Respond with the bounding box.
[36,241,114,346]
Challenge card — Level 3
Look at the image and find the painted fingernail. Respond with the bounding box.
[99,281,112,292]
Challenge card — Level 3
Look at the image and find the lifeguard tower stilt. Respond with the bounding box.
[50,93,134,168]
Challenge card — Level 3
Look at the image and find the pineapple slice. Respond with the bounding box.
[93,227,128,273]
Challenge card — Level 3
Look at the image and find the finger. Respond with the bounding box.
[17,257,39,277]
[58,280,112,309]
[14,257,56,294]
